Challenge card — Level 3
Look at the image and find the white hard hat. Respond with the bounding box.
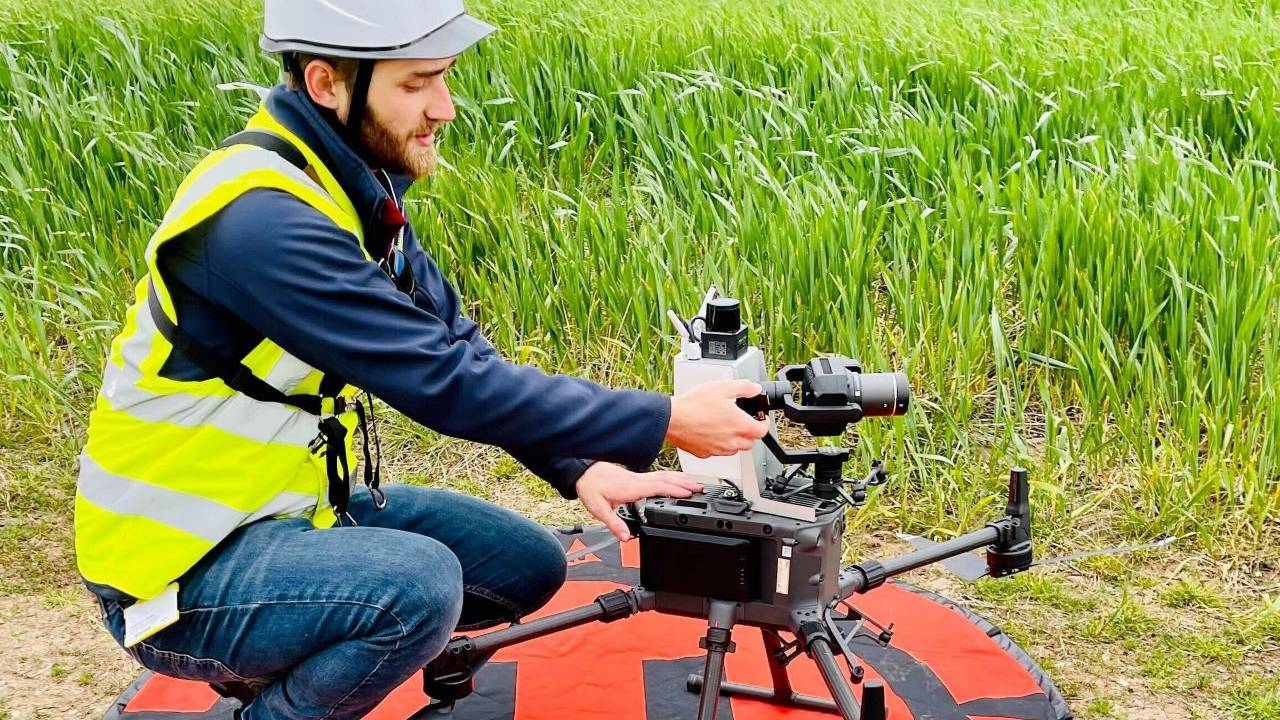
[261,0,495,60]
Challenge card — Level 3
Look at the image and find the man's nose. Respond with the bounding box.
[428,82,456,123]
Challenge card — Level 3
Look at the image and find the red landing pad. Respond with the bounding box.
[104,526,1071,720]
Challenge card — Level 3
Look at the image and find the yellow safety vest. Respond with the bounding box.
[75,106,374,601]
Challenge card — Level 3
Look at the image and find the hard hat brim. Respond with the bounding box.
[261,12,495,60]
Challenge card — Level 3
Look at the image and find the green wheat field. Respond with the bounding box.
[0,0,1277,716]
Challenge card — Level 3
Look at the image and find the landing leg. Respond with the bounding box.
[686,628,845,714]
[807,635,861,720]
[694,601,737,720]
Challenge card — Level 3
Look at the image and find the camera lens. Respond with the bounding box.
[853,372,910,417]
[759,380,792,411]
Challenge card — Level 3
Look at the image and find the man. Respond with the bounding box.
[74,0,769,718]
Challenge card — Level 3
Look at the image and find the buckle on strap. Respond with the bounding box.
[314,393,388,519]
[320,395,349,419]
[317,414,352,520]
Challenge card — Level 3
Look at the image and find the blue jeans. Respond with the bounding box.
[92,484,568,719]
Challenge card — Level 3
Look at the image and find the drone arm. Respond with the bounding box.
[837,525,1002,597]
[447,588,651,659]
[422,588,655,705]
[838,468,1034,598]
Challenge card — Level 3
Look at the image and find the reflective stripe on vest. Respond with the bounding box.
[75,106,367,601]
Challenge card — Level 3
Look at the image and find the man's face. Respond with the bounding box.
[337,57,458,179]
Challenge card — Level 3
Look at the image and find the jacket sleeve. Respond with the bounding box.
[414,253,599,500]
[182,189,671,471]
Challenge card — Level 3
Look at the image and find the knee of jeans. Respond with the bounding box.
[383,539,464,656]
[514,526,569,614]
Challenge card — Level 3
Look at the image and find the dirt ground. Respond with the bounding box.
[0,592,136,720]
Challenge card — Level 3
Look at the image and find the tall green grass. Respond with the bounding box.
[1,0,1277,551]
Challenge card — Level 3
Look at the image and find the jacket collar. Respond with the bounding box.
[264,85,415,255]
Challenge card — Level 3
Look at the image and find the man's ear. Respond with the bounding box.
[303,59,347,116]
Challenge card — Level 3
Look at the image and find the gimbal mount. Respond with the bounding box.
[418,349,1034,720]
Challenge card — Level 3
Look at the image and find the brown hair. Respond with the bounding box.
[284,53,360,92]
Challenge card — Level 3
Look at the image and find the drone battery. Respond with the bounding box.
[639,526,759,601]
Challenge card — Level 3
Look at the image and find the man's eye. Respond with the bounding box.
[405,83,426,92]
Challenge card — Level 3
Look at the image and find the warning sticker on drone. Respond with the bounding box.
[776,558,791,595]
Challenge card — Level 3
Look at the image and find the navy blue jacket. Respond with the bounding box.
[154,86,671,499]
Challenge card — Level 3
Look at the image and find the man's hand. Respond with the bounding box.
[666,379,770,458]
[576,462,705,542]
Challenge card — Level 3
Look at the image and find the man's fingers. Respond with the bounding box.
[643,479,694,499]
[670,476,707,493]
[736,416,769,440]
[600,512,631,542]
[600,479,696,506]
[583,494,631,542]
[609,481,686,504]
[650,471,705,492]
[731,379,764,398]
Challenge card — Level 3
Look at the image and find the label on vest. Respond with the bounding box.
[123,583,180,648]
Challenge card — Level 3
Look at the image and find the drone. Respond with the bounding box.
[417,289,1034,720]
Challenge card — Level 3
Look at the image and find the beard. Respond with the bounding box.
[357,104,440,179]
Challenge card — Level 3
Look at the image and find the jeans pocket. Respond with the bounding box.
[98,598,133,655]
[131,642,245,685]
[96,596,241,683]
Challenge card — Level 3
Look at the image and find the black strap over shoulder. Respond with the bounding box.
[147,288,387,523]
[146,289,328,416]
[219,130,309,173]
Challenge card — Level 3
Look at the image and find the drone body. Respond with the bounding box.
[622,489,846,631]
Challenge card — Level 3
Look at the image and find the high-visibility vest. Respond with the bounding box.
[75,106,372,601]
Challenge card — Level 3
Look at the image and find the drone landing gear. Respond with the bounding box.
[419,469,1033,720]
[683,602,886,720]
